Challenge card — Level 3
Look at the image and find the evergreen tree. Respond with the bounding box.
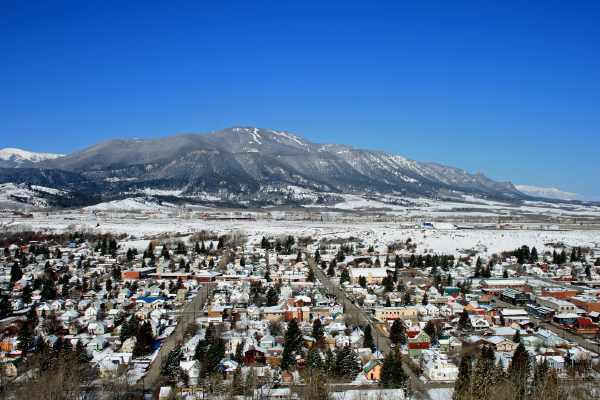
[0,295,12,318]
[380,351,408,389]
[234,340,245,364]
[311,318,324,341]
[41,279,57,300]
[327,261,335,277]
[306,346,324,375]
[383,276,394,292]
[335,345,359,380]
[160,345,183,383]
[363,325,375,349]
[508,343,530,400]
[280,345,295,371]
[340,269,350,284]
[296,250,303,262]
[281,318,304,370]
[423,320,436,344]
[385,296,391,307]
[530,246,539,263]
[503,269,509,278]
[266,287,279,306]
[422,292,429,305]
[10,261,23,282]
[285,318,304,353]
[133,321,155,357]
[457,309,472,331]
[396,280,406,292]
[22,284,32,304]
[472,345,496,398]
[261,236,269,249]
[532,357,553,397]
[453,351,473,400]
[492,358,507,387]
[194,339,209,362]
[200,337,226,378]
[388,351,408,388]
[314,249,321,263]
[358,276,367,288]
[17,312,36,353]
[324,348,335,378]
[389,319,407,344]
[307,269,315,283]
[512,329,522,343]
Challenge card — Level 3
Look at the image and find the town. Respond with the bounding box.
[0,215,599,400]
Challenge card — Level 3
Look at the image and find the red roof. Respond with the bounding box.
[576,318,596,327]
[407,331,421,339]
[409,342,430,349]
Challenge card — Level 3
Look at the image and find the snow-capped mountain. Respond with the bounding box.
[515,185,586,201]
[0,148,63,167]
[0,127,528,207]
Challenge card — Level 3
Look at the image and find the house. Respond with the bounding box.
[408,331,430,358]
[536,329,566,347]
[85,306,101,321]
[87,321,109,335]
[553,313,579,324]
[520,335,542,347]
[180,360,201,385]
[260,335,276,349]
[281,369,295,383]
[247,306,261,320]
[363,359,382,380]
[36,303,56,318]
[4,357,27,377]
[422,353,459,382]
[87,335,109,351]
[486,336,517,352]
[438,336,462,353]
[69,320,84,335]
[245,346,267,365]
[219,358,239,379]
[0,337,16,352]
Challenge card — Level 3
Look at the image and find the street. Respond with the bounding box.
[140,249,231,391]
[304,254,432,391]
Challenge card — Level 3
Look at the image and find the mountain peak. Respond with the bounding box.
[0,148,64,167]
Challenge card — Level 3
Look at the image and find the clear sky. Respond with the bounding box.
[1,1,599,198]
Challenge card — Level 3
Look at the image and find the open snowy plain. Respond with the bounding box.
[3,215,599,259]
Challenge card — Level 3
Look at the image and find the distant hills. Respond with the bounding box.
[515,185,587,201]
[0,127,556,208]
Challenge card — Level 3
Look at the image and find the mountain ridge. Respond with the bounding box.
[2,127,529,207]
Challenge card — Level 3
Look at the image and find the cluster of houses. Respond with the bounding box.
[1,232,599,395]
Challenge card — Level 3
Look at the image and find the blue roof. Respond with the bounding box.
[135,297,166,303]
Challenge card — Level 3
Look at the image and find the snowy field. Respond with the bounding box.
[3,216,599,258]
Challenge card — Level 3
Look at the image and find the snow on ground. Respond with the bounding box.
[428,388,453,400]
[83,198,176,212]
[4,217,599,258]
[0,183,49,208]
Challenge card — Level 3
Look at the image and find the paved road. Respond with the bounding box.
[304,254,431,391]
[140,249,230,391]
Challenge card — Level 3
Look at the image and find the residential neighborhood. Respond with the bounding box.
[0,227,599,399]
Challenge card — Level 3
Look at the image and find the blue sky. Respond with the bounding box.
[1,1,599,198]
